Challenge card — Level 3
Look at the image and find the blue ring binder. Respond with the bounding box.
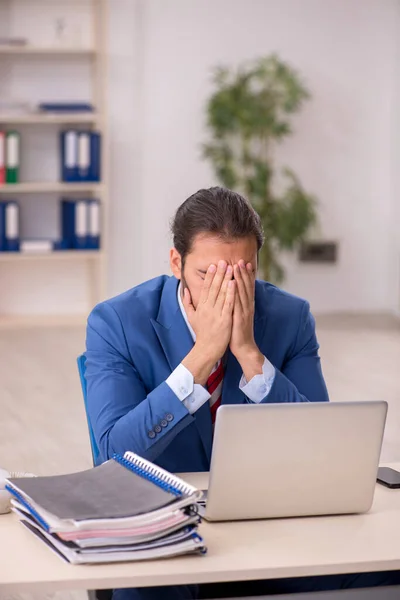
[112,454,183,498]
[5,484,50,532]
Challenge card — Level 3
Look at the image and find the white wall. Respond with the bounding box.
[108,0,400,315]
[2,0,398,316]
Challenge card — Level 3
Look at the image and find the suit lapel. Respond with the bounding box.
[254,279,268,354]
[150,276,212,462]
[150,278,194,375]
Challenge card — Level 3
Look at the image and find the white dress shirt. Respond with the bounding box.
[165,283,276,414]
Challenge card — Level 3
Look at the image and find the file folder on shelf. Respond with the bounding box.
[5,200,19,251]
[61,199,89,250]
[0,200,20,252]
[77,131,101,182]
[77,132,91,181]
[89,131,101,182]
[6,131,20,184]
[60,131,79,182]
[39,102,94,113]
[87,198,100,249]
[61,130,101,183]
[0,132,5,184]
[0,202,6,251]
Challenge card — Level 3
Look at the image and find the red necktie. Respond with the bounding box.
[207,361,224,424]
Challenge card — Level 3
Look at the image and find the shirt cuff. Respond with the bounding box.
[166,363,211,414]
[239,357,276,403]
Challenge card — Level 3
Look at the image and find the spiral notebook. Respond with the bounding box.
[6,452,206,564]
[6,451,202,533]
[21,519,205,564]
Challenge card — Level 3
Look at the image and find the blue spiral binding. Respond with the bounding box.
[5,484,50,532]
[191,532,207,554]
[113,454,183,498]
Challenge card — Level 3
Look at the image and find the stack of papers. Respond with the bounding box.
[6,452,206,564]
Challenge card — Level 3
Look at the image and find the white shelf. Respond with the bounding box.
[0,314,87,329]
[0,0,108,319]
[0,182,103,194]
[0,250,102,262]
[0,112,100,125]
[0,46,95,55]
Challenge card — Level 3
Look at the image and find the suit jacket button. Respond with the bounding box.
[154,424,162,434]
[148,430,156,439]
[160,419,168,428]
[165,413,174,422]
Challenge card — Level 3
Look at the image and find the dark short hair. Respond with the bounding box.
[171,186,264,264]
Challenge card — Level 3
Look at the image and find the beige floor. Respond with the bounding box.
[0,315,400,600]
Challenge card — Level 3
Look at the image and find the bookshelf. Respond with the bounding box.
[0,112,100,125]
[0,182,103,194]
[0,0,108,321]
[0,250,102,262]
[0,46,95,55]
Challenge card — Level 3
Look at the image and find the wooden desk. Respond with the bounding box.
[1,468,400,594]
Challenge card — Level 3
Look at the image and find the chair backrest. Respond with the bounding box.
[77,354,100,465]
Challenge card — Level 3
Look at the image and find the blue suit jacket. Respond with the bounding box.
[85,275,329,472]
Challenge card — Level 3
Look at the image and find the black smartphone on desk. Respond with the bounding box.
[377,467,400,489]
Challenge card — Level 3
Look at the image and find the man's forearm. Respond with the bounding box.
[236,346,264,382]
[182,343,218,386]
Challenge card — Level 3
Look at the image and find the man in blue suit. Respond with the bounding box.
[86,187,397,599]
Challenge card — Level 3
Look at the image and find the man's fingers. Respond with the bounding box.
[182,286,195,318]
[215,264,233,310]
[199,264,216,303]
[207,260,228,305]
[222,279,235,316]
[233,264,247,310]
[238,260,255,303]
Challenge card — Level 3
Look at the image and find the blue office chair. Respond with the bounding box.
[77,356,114,600]
[77,354,100,466]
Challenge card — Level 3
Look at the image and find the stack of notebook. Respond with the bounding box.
[5,451,206,564]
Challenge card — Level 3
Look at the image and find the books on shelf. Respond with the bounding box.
[0,131,20,184]
[0,197,101,254]
[38,102,94,113]
[0,132,4,184]
[6,451,206,565]
[61,197,101,250]
[19,239,68,254]
[0,129,101,187]
[0,200,20,251]
[60,130,101,182]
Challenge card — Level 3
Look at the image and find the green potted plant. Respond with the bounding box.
[203,54,317,283]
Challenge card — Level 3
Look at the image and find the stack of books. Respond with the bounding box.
[6,451,206,564]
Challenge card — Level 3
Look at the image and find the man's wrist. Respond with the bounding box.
[235,345,264,382]
[182,343,218,386]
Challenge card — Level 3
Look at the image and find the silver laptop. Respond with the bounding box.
[201,401,387,521]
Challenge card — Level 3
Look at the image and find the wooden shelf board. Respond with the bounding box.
[0,182,103,194]
[0,314,88,329]
[0,112,100,125]
[0,250,102,262]
[0,46,95,55]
